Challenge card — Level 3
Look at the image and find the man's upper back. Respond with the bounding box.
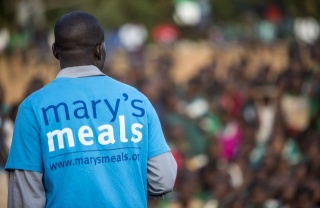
[6,66,170,207]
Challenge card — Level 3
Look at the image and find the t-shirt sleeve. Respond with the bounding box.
[146,100,170,159]
[5,105,43,172]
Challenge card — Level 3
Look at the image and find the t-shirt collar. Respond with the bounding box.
[56,65,105,78]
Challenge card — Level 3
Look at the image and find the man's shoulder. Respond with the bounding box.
[107,76,147,97]
[21,76,149,108]
[20,82,55,109]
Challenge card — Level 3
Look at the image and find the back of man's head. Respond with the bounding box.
[54,11,104,55]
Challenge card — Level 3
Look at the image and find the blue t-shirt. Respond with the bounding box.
[6,74,170,207]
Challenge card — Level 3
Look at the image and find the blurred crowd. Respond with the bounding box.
[144,39,320,208]
[3,37,320,208]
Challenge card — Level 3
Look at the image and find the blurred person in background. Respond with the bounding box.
[0,114,8,169]
[308,39,320,133]
[168,170,203,208]
[0,82,9,116]
[0,82,12,171]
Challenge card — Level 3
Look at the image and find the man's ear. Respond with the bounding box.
[95,43,103,60]
[52,43,59,60]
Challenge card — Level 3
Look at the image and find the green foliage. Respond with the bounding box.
[2,0,320,31]
[0,1,15,28]
[45,0,174,30]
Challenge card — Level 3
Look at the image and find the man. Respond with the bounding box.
[5,11,177,208]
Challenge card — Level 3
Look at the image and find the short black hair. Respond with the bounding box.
[54,11,104,53]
